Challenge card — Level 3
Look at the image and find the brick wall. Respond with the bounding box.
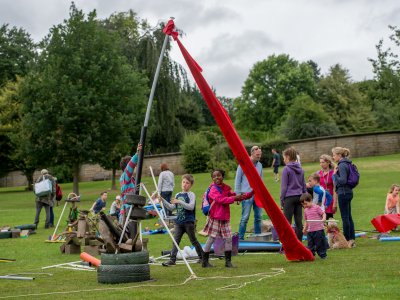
[1,131,399,187]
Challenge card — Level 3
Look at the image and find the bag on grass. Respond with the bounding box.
[201,184,222,216]
[34,176,53,197]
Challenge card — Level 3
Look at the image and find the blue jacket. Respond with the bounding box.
[332,158,353,196]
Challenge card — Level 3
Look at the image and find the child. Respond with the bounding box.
[109,195,121,219]
[202,169,253,268]
[301,193,327,259]
[161,174,204,267]
[307,173,333,212]
[90,191,108,214]
[384,184,400,215]
[280,147,306,241]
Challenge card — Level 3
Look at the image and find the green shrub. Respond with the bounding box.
[50,164,73,183]
[180,133,211,173]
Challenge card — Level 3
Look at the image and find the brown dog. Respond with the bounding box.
[326,221,351,249]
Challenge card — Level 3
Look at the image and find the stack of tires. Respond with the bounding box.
[98,250,150,284]
[125,194,147,220]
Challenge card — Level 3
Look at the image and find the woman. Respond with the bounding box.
[280,147,306,241]
[318,154,337,219]
[332,147,356,247]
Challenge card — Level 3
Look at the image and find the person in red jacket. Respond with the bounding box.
[201,169,253,268]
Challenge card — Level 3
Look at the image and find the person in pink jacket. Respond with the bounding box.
[202,169,253,268]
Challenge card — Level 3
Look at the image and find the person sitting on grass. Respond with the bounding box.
[384,184,400,215]
[90,191,108,214]
[201,169,253,268]
[301,193,327,260]
[158,174,204,267]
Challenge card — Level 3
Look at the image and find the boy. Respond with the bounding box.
[90,191,108,214]
[301,193,327,259]
[160,174,204,266]
[307,173,333,211]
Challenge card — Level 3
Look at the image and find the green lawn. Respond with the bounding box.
[0,154,400,299]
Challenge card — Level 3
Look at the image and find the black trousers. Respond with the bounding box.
[170,221,203,261]
[307,230,327,258]
[283,195,303,241]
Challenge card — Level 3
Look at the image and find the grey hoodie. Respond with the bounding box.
[280,162,306,206]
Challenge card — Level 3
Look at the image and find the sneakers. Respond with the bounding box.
[162,260,176,267]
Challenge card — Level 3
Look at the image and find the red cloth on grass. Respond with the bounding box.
[163,20,313,261]
[371,214,400,233]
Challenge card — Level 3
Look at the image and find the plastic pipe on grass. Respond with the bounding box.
[80,252,101,267]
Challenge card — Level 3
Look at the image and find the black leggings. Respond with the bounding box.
[283,195,303,241]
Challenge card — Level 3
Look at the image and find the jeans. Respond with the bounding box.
[161,191,173,216]
[34,201,51,228]
[338,192,355,241]
[238,196,263,239]
[283,195,303,241]
[170,222,203,262]
[49,207,54,225]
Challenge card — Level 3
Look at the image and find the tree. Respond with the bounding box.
[368,25,400,130]
[235,54,316,131]
[280,94,340,140]
[316,64,376,133]
[19,4,148,194]
[0,24,36,87]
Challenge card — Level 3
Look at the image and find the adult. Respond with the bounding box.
[318,154,337,220]
[236,145,263,240]
[271,149,281,182]
[280,147,306,241]
[157,163,175,216]
[332,147,356,247]
[34,169,56,229]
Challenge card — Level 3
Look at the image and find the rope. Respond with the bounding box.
[0,268,284,299]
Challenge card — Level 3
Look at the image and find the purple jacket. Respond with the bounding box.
[280,162,306,206]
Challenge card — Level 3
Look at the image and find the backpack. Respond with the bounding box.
[56,183,63,201]
[340,161,360,189]
[201,184,222,216]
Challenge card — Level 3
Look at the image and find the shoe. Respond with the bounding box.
[348,240,356,248]
[162,260,176,267]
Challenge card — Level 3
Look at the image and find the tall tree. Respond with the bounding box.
[235,54,316,131]
[19,4,148,194]
[280,94,340,140]
[0,24,36,87]
[368,25,400,130]
[316,64,376,133]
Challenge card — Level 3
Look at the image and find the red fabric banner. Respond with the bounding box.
[164,20,313,261]
[371,214,400,233]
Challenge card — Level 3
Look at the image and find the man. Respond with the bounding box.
[236,145,263,240]
[34,169,56,229]
[271,148,281,182]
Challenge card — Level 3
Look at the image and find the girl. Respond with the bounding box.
[202,169,252,268]
[332,147,355,247]
[384,184,400,215]
[280,147,307,241]
[318,154,337,219]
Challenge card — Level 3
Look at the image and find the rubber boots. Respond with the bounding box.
[202,252,214,268]
[225,251,234,268]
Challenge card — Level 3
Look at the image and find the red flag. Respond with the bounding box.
[164,21,313,261]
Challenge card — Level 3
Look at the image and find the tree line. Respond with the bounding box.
[0,3,399,192]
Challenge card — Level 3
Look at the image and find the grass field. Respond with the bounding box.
[0,154,400,299]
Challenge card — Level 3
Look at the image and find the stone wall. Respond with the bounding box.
[1,131,399,187]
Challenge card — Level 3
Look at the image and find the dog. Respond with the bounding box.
[326,221,351,249]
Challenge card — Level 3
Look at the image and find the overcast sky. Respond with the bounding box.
[1,0,399,97]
